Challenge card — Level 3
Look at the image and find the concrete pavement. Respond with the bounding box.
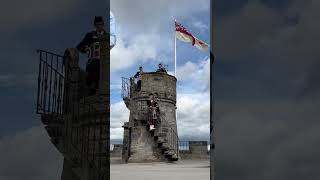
[110,157,210,180]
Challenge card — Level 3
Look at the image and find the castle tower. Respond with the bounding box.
[36,41,109,180]
[122,72,179,162]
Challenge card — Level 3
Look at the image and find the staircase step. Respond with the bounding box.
[170,156,179,161]
[160,143,170,150]
[161,127,169,133]
[153,129,160,136]
[164,150,175,156]
[171,154,178,160]
[154,132,166,137]
[157,137,166,143]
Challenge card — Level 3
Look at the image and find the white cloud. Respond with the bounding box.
[0,126,63,180]
[110,101,130,140]
[110,91,210,141]
[110,83,122,92]
[110,0,210,141]
[177,61,199,80]
[111,30,166,72]
[111,0,209,34]
[193,20,209,31]
[177,57,210,90]
[110,0,210,72]
[177,92,210,140]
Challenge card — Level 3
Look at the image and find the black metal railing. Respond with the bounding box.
[36,49,109,180]
[135,96,179,159]
[121,77,130,98]
[155,115,179,158]
[36,49,65,115]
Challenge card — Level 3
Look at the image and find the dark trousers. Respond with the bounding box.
[86,59,100,95]
[136,80,141,91]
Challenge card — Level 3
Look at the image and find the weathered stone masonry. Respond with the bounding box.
[122,72,179,163]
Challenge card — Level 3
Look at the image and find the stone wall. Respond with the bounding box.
[110,144,123,157]
[121,122,130,162]
[123,72,178,162]
[113,141,210,160]
[179,141,210,160]
[127,121,164,162]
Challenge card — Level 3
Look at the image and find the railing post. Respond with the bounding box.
[36,51,42,114]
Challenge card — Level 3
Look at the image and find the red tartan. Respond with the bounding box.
[148,109,159,126]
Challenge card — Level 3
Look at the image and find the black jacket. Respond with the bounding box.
[147,99,159,111]
[76,30,107,53]
[156,68,167,73]
[134,71,143,80]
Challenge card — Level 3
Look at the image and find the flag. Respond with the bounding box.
[175,21,209,52]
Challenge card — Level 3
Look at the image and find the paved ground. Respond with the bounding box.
[110,157,210,180]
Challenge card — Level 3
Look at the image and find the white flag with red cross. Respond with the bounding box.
[175,21,209,52]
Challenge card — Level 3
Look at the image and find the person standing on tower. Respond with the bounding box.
[156,63,167,73]
[134,66,143,91]
[76,16,107,96]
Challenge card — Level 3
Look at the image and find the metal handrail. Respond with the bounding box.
[37,49,64,57]
[36,50,65,115]
[121,77,130,98]
[37,49,108,179]
[155,114,179,158]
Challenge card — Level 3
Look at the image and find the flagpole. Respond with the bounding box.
[174,19,179,147]
[174,18,178,152]
[174,19,177,77]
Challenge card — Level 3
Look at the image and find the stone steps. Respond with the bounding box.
[150,121,179,162]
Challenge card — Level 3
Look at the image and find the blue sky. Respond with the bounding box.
[110,0,210,141]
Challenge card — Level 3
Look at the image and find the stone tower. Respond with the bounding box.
[36,33,109,180]
[122,72,179,162]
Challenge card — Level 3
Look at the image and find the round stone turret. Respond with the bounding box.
[122,72,179,162]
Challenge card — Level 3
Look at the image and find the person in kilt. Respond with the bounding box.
[147,93,160,131]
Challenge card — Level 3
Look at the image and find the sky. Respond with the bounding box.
[0,0,320,180]
[214,0,320,179]
[110,0,211,141]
